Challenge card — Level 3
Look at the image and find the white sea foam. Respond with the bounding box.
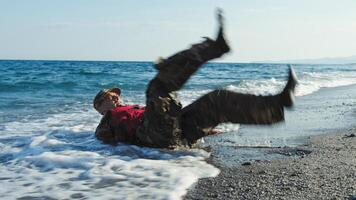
[1,144,218,199]
[296,71,356,96]
[213,70,356,98]
[3,109,99,135]
[226,78,285,96]
[177,89,213,107]
[0,108,219,199]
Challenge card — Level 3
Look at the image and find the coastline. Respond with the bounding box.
[183,84,356,200]
[3,61,356,199]
[184,130,356,200]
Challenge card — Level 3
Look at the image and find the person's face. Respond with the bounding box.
[97,92,122,115]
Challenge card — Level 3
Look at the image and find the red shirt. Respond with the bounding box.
[95,105,145,145]
[110,105,145,129]
[109,105,145,137]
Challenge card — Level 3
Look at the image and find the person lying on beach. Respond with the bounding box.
[93,10,297,148]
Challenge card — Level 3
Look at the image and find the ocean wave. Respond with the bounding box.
[74,69,114,76]
[202,70,356,97]
[0,80,79,92]
[0,102,221,199]
[225,78,285,96]
[1,117,218,200]
[0,146,218,199]
[295,71,356,96]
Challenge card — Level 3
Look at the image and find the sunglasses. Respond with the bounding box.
[95,93,120,109]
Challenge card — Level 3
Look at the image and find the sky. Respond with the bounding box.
[0,0,356,62]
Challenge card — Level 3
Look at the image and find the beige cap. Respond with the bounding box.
[93,87,121,110]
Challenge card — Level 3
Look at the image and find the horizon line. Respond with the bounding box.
[0,58,355,65]
[0,58,252,64]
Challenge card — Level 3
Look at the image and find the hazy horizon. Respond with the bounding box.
[1,0,356,63]
[2,54,356,65]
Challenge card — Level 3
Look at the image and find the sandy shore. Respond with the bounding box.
[184,130,356,200]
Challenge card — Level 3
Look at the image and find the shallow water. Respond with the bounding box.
[203,84,356,167]
[1,60,356,199]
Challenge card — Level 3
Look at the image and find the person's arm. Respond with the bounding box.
[111,123,136,144]
[95,111,137,145]
[95,112,118,145]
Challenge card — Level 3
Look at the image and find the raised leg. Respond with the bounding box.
[153,10,230,93]
[136,11,230,148]
[180,67,298,144]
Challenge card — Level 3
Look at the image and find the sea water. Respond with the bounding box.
[1,60,356,199]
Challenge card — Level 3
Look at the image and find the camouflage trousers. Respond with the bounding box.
[136,36,285,148]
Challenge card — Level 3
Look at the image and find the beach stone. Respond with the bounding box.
[344,133,356,138]
[290,172,298,177]
[71,193,85,199]
[241,161,251,166]
[208,193,218,198]
[348,195,356,200]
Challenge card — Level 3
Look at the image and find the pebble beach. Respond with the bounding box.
[185,131,356,200]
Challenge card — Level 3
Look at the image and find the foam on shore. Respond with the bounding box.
[1,110,219,200]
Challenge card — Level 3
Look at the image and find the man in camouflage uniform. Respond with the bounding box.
[93,10,297,148]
